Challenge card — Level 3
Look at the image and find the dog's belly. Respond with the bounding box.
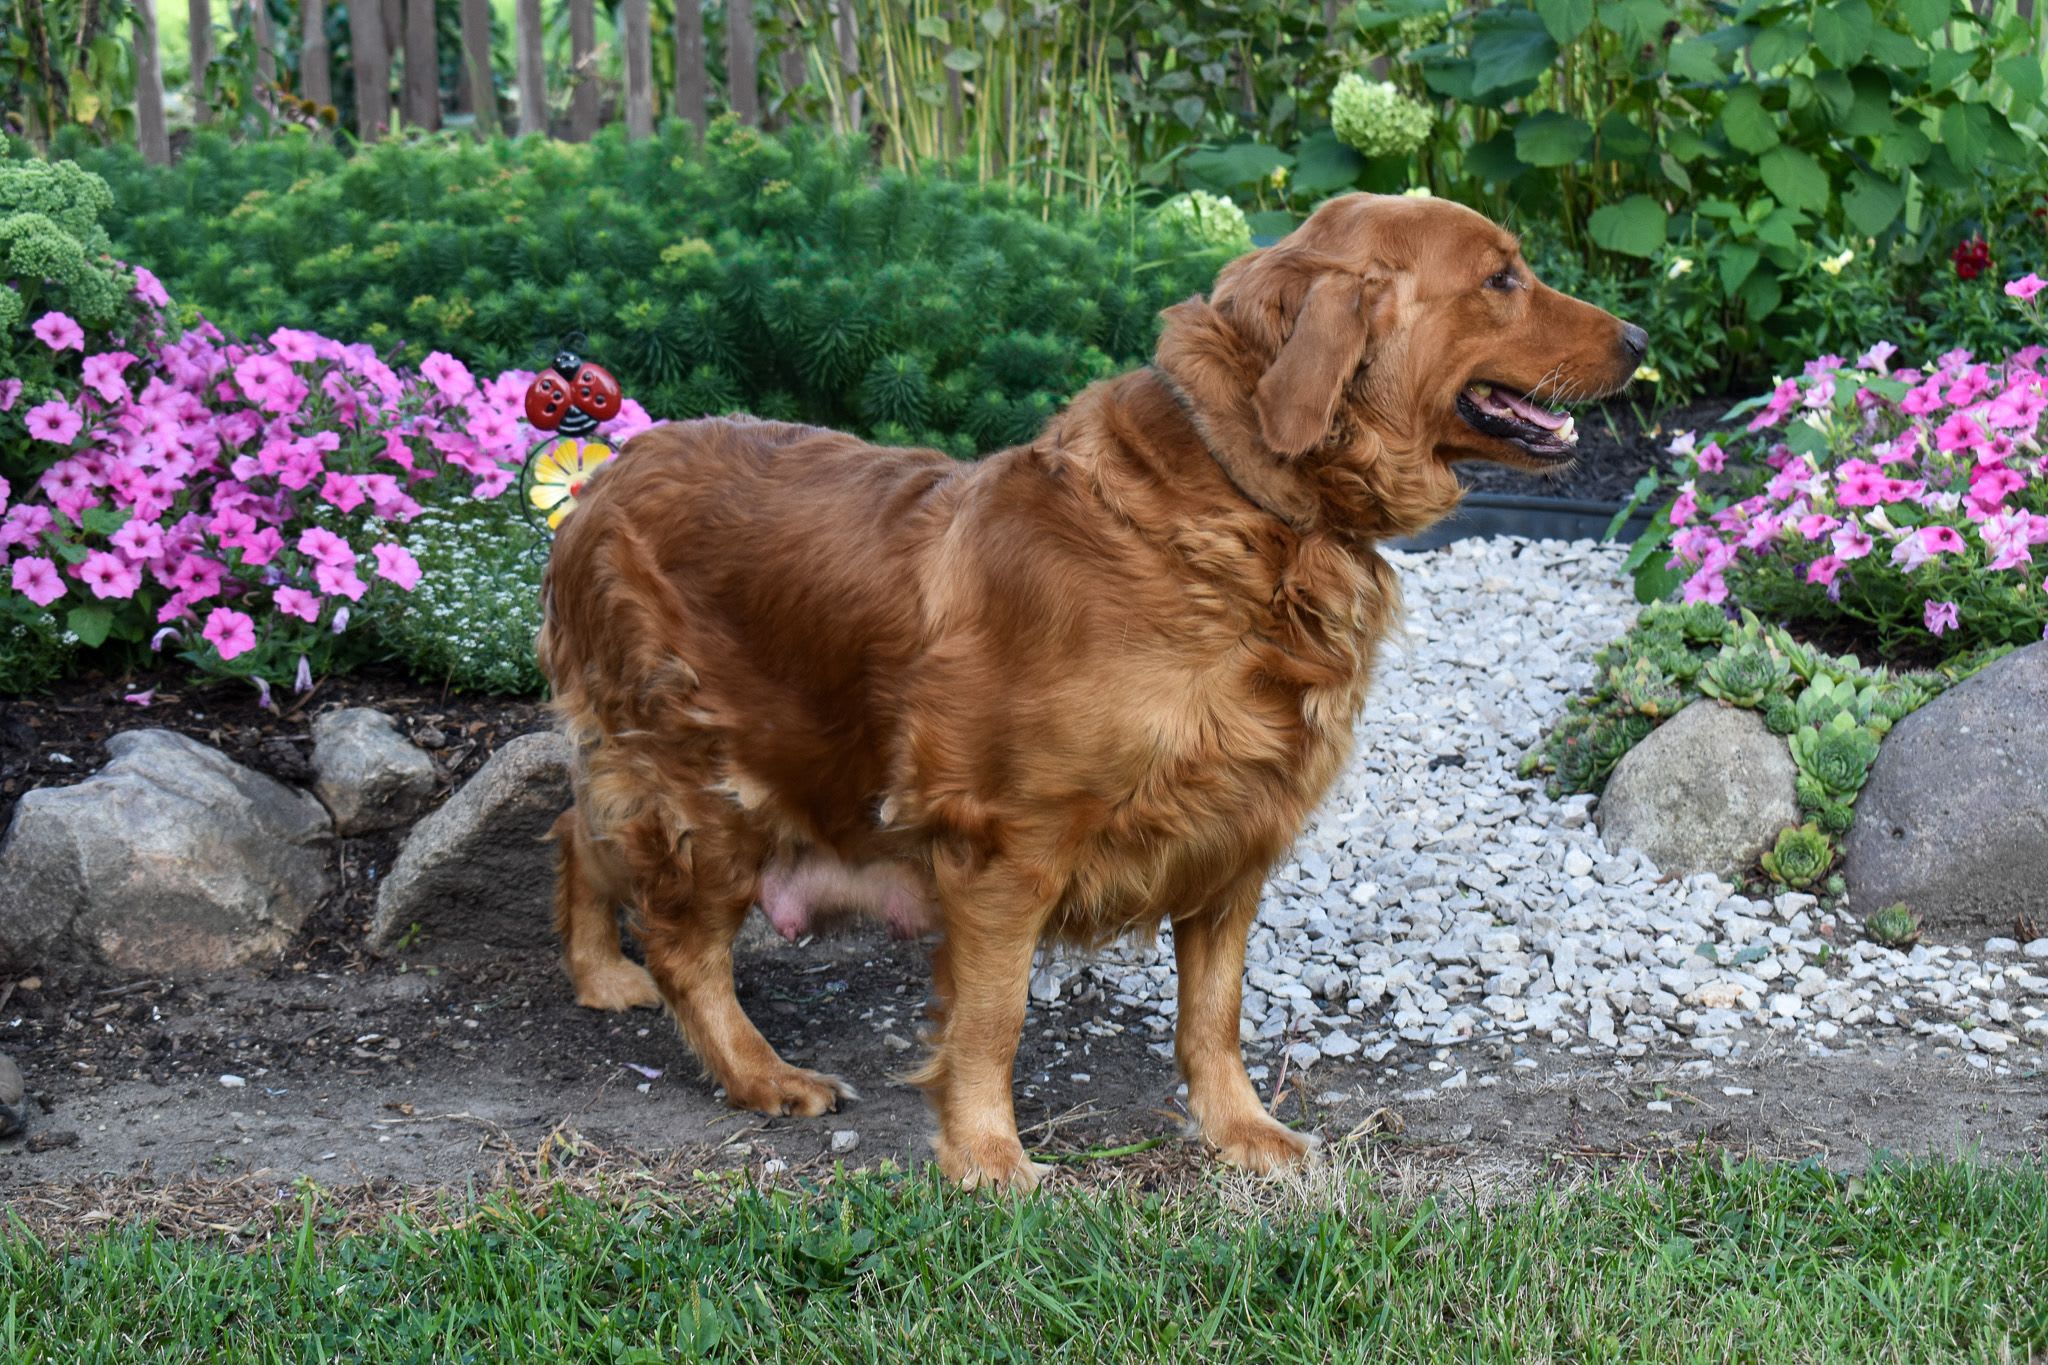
[758,852,938,942]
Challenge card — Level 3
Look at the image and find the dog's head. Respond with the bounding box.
[1157,193,1645,490]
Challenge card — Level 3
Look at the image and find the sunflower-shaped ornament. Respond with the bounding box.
[520,347,624,533]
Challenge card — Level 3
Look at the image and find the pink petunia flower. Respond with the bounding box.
[0,379,20,412]
[1668,482,1698,527]
[371,543,421,590]
[1832,523,1874,561]
[1694,441,1725,474]
[297,525,357,568]
[202,607,258,661]
[25,400,83,445]
[2006,273,2047,303]
[11,556,64,607]
[111,518,166,561]
[81,351,137,403]
[314,561,367,601]
[420,352,477,404]
[132,265,171,308]
[32,312,84,352]
[1805,554,1844,586]
[320,472,365,513]
[1923,599,1959,635]
[79,550,142,600]
[274,585,321,622]
[1857,340,1898,374]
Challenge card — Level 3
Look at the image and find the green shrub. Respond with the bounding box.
[0,157,150,480]
[71,120,1235,457]
[0,609,75,695]
[379,497,547,696]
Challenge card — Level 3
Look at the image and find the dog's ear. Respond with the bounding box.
[1253,273,1376,457]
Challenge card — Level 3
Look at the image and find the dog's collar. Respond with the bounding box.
[1145,367,1320,535]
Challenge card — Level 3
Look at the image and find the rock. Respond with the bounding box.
[0,1051,22,1140]
[311,708,438,835]
[1844,644,2048,939]
[368,733,571,952]
[1595,702,1800,883]
[829,1129,860,1155]
[0,730,333,974]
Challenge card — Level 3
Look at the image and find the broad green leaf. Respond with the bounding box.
[1898,0,1949,39]
[1866,28,1929,69]
[1598,112,1654,160]
[1720,87,1780,153]
[1465,130,1526,183]
[1171,95,1206,129]
[1665,38,1724,83]
[1535,0,1593,44]
[1718,242,1761,294]
[1842,171,1903,236]
[1245,210,1299,239]
[1760,145,1828,213]
[1666,127,1715,162]
[1809,71,1855,123]
[1180,142,1292,188]
[1983,109,2028,164]
[978,7,1005,37]
[914,16,949,39]
[1289,130,1366,195]
[1840,67,1896,137]
[1587,194,1669,257]
[1873,121,1932,170]
[80,506,132,536]
[1659,151,1693,193]
[1755,203,1807,249]
[941,47,981,72]
[67,605,113,648]
[1469,11,1558,98]
[1737,268,1783,321]
[1938,101,1989,168]
[1513,111,1594,167]
[1749,23,1808,72]
[1811,0,1873,67]
[1926,49,1970,90]
[1995,54,2043,111]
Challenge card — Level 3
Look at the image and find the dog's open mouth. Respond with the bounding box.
[1456,381,1578,460]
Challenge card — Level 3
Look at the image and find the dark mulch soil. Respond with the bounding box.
[1456,393,1739,504]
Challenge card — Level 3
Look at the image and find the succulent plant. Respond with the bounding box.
[1790,711,1882,796]
[1612,657,1687,719]
[1866,902,1922,948]
[1760,822,1833,889]
[1815,799,1855,835]
[1764,699,1798,734]
[1697,640,1791,708]
[1795,772,1831,810]
[1671,602,1732,646]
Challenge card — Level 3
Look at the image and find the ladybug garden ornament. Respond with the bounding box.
[520,349,625,533]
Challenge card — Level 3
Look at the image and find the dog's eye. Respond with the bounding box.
[1485,269,1520,292]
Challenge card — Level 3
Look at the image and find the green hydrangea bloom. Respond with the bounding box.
[1330,75,1435,160]
[1152,191,1253,253]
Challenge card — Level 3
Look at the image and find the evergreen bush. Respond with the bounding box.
[70,121,1235,457]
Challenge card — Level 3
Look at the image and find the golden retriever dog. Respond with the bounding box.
[537,192,1645,1190]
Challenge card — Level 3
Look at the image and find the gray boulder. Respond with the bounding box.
[0,730,334,974]
[368,731,570,952]
[1843,643,2048,937]
[311,707,438,835]
[1596,701,1800,884]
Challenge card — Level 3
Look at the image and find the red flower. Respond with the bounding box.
[1951,235,1992,281]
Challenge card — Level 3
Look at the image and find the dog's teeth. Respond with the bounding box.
[1557,415,1577,443]
[1469,382,1493,397]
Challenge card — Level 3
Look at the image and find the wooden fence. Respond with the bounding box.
[128,0,798,160]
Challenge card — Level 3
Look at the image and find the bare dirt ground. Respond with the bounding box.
[3,668,2042,1225]
[4,918,2042,1217]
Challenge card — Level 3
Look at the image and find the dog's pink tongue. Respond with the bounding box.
[1497,388,1568,430]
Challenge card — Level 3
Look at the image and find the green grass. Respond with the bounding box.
[3,1155,2044,1361]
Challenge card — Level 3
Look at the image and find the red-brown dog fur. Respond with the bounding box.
[537,193,1641,1189]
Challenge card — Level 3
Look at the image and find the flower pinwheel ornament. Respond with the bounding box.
[519,346,625,534]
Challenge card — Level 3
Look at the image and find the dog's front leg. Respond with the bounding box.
[917,862,1052,1192]
[1174,881,1319,1173]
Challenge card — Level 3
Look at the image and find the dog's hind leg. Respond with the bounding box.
[632,817,855,1118]
[551,808,662,1011]
[1173,878,1317,1173]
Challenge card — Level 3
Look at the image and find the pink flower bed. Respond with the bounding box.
[3,278,652,691]
[1658,283,2047,658]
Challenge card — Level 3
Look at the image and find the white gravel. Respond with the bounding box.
[1034,536,2048,1082]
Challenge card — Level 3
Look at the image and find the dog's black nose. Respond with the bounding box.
[1620,322,1648,361]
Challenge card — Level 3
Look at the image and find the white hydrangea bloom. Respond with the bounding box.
[1153,190,1254,252]
[1330,74,1435,159]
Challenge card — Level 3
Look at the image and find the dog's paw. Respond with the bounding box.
[724,1064,857,1118]
[936,1131,1048,1193]
[1206,1113,1319,1175]
[572,961,664,1012]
